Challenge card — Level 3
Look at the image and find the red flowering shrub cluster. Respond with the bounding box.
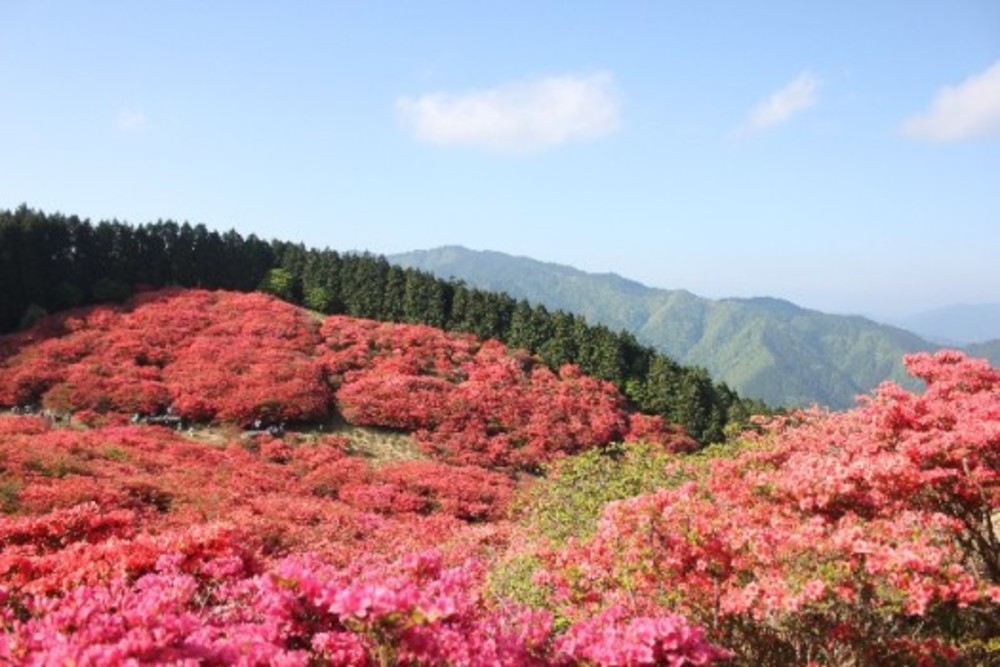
[0,419,515,569]
[332,337,694,468]
[0,417,722,664]
[0,289,692,469]
[0,516,726,666]
[0,289,330,426]
[343,460,515,522]
[524,351,1000,664]
[0,289,724,663]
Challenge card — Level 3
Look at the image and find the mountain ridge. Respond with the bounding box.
[388,245,991,408]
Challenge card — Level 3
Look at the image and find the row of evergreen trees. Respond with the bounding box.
[0,205,768,442]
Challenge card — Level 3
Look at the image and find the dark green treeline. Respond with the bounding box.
[0,205,768,442]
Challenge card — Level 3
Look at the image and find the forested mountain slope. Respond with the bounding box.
[391,246,947,408]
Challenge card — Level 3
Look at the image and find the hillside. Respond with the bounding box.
[390,246,943,408]
[1,206,759,443]
[0,289,692,467]
[1,289,998,663]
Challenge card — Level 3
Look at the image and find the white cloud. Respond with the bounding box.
[900,61,1000,142]
[396,72,620,153]
[741,72,820,135]
[116,108,149,134]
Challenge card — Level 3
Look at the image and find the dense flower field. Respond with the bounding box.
[0,289,693,465]
[0,289,997,664]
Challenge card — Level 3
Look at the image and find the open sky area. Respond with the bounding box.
[1,1,998,319]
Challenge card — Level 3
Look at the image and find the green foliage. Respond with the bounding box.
[90,277,131,303]
[517,442,680,545]
[50,281,85,310]
[489,442,688,620]
[487,554,550,610]
[17,304,47,330]
[259,268,294,301]
[23,456,91,479]
[303,285,334,312]
[102,447,130,462]
[0,477,21,513]
[486,553,573,632]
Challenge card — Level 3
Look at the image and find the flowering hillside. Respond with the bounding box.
[0,288,693,465]
[0,289,998,664]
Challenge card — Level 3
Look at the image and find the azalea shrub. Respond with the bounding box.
[367,460,515,522]
[0,290,331,426]
[0,517,727,666]
[0,419,519,569]
[335,339,694,469]
[518,351,1000,664]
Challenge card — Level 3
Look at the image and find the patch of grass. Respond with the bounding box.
[332,425,425,465]
[102,447,130,462]
[23,456,91,479]
[0,477,21,514]
[343,426,422,461]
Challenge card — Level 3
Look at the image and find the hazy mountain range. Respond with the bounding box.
[886,303,1000,346]
[389,246,1000,409]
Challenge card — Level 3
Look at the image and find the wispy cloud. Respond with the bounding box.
[739,72,820,136]
[396,72,620,153]
[900,61,1000,142]
[115,108,149,134]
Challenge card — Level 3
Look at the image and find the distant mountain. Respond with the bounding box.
[889,303,1000,345]
[390,246,950,409]
[965,339,1000,367]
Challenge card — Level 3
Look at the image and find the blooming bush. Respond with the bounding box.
[553,604,731,665]
[526,351,1000,664]
[1,514,725,666]
[0,289,331,426]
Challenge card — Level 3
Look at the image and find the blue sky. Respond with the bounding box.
[1,1,998,319]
